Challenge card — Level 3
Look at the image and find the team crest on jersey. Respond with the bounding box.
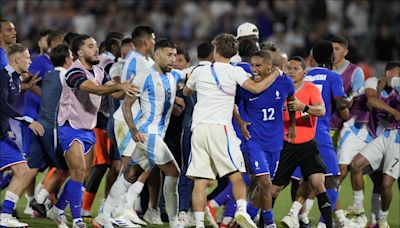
[275,90,280,100]
[255,161,259,169]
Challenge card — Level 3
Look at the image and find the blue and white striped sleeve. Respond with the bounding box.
[351,67,365,93]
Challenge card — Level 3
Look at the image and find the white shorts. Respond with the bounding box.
[114,119,136,157]
[131,134,176,171]
[186,124,246,180]
[337,124,370,165]
[361,129,400,179]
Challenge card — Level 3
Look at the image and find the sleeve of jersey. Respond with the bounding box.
[309,84,324,105]
[351,67,365,93]
[124,58,137,81]
[172,69,184,83]
[232,67,248,86]
[0,76,33,125]
[331,73,346,98]
[28,58,41,77]
[364,77,378,90]
[109,62,121,79]
[185,69,197,90]
[132,72,149,93]
[65,68,88,89]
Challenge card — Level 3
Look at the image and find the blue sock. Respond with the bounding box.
[262,209,275,225]
[213,183,233,205]
[55,179,71,211]
[1,191,19,215]
[0,173,12,190]
[320,188,338,223]
[65,179,83,220]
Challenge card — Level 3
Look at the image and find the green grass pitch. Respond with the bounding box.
[1,174,398,227]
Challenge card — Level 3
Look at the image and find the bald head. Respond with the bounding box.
[266,50,287,71]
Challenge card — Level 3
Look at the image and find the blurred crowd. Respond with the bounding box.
[1,0,399,75]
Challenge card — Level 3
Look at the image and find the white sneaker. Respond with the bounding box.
[120,208,146,226]
[345,206,365,217]
[47,207,69,228]
[317,222,327,228]
[234,210,257,228]
[281,214,300,228]
[72,219,86,228]
[92,212,113,228]
[377,219,390,228]
[350,214,368,228]
[110,217,140,227]
[23,201,34,216]
[170,218,185,228]
[337,217,358,228]
[0,216,29,227]
[178,211,189,227]
[143,208,164,225]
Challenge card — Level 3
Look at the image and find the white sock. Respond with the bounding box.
[353,190,364,209]
[5,191,19,210]
[304,198,314,216]
[34,183,42,195]
[378,209,388,220]
[103,174,131,216]
[25,193,34,203]
[222,216,233,225]
[289,201,302,217]
[371,193,381,224]
[209,199,219,208]
[194,211,205,227]
[125,181,144,210]
[36,188,50,204]
[163,176,179,221]
[236,199,247,213]
[299,213,310,224]
[335,209,346,222]
[53,206,64,214]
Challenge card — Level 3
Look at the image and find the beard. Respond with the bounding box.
[85,56,100,66]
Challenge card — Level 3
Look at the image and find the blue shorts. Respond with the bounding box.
[244,140,280,177]
[315,133,340,176]
[0,137,26,170]
[58,124,96,156]
[20,124,33,156]
[27,126,67,171]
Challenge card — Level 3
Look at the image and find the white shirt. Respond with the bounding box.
[186,62,248,130]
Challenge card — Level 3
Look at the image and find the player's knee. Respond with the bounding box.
[270,184,281,198]
[325,176,339,190]
[14,165,30,178]
[257,175,272,190]
[381,176,394,191]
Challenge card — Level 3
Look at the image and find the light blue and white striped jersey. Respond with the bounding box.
[134,68,184,137]
[113,50,154,121]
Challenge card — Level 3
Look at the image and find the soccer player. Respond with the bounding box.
[0,20,16,69]
[183,33,282,228]
[46,34,137,228]
[269,56,331,228]
[109,26,163,226]
[178,42,214,226]
[235,50,296,227]
[26,44,73,217]
[350,61,400,228]
[95,39,184,228]
[0,43,44,227]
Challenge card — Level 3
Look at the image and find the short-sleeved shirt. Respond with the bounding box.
[237,75,295,150]
[304,67,346,132]
[283,82,324,144]
[186,62,248,130]
[134,69,183,137]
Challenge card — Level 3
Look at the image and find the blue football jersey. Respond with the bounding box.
[304,67,346,132]
[237,75,295,151]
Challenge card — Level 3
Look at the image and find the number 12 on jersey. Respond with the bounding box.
[262,108,275,121]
